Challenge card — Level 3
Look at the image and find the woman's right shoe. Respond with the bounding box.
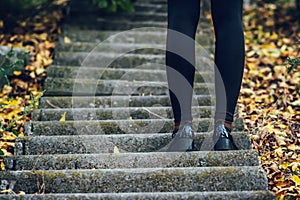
[166,121,195,152]
[213,121,238,151]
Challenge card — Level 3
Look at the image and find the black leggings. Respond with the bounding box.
[166,0,245,124]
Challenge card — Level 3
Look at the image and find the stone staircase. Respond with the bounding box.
[1,0,275,199]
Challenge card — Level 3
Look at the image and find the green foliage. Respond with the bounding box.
[286,40,300,73]
[286,40,300,94]
[24,90,45,116]
[0,48,27,87]
[89,0,135,12]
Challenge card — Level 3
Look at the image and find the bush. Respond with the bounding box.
[0,47,28,89]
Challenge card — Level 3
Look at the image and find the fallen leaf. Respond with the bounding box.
[59,112,66,121]
[292,175,300,186]
[114,146,120,153]
[18,191,26,195]
[64,36,71,44]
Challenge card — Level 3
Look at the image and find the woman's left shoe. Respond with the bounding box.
[213,121,238,151]
[166,121,195,152]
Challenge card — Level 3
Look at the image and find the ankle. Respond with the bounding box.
[224,121,233,131]
[174,120,192,130]
[215,119,233,131]
[174,122,180,130]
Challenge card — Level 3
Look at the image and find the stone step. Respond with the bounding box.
[99,12,167,22]
[138,0,167,4]
[46,66,214,82]
[24,119,245,136]
[54,51,164,66]
[5,150,259,170]
[61,28,213,46]
[56,42,165,54]
[134,3,167,12]
[39,95,213,109]
[24,119,209,136]
[62,29,166,44]
[31,106,213,121]
[0,166,268,193]
[55,42,214,55]
[68,0,167,14]
[16,132,250,155]
[64,18,166,31]
[70,3,167,14]
[0,191,276,200]
[54,51,215,69]
[44,78,214,96]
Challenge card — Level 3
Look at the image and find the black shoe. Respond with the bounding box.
[166,122,195,152]
[213,121,238,151]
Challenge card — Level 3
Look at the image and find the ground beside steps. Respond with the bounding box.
[1,0,275,199]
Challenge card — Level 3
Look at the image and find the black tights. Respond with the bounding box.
[166,0,245,124]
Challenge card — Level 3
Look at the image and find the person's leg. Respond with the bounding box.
[211,0,245,150]
[166,0,200,128]
[211,0,245,128]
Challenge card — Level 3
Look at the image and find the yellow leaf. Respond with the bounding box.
[113,146,120,153]
[54,0,68,5]
[0,20,3,28]
[246,50,256,57]
[291,162,299,172]
[270,33,278,40]
[280,162,289,170]
[0,189,12,194]
[0,162,5,171]
[278,195,284,200]
[64,36,71,44]
[39,33,48,41]
[29,71,36,79]
[274,147,283,157]
[13,71,22,76]
[59,112,66,121]
[291,175,300,186]
[288,144,300,151]
[18,191,26,195]
[36,67,45,75]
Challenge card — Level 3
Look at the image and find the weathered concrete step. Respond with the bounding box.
[62,29,166,44]
[39,95,213,109]
[61,28,212,45]
[0,167,268,193]
[99,12,167,22]
[5,150,259,170]
[46,66,214,82]
[44,78,214,96]
[16,132,250,155]
[70,3,167,14]
[54,52,164,66]
[64,18,166,31]
[31,106,213,121]
[55,42,214,55]
[0,191,276,200]
[68,0,167,14]
[25,119,210,136]
[25,119,245,136]
[56,42,165,54]
[134,3,167,12]
[137,0,167,4]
